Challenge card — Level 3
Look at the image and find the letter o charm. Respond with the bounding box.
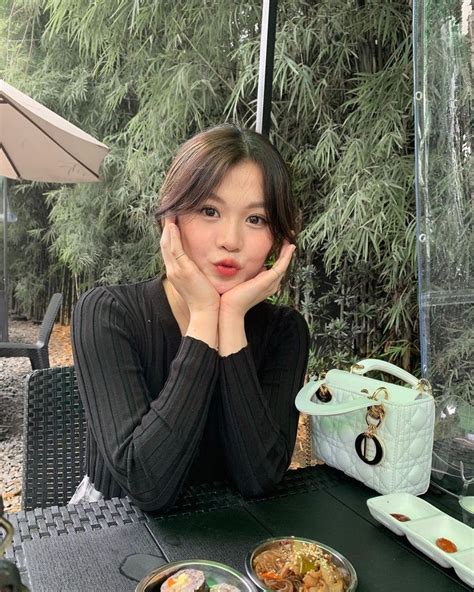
[316,384,332,402]
[355,432,384,465]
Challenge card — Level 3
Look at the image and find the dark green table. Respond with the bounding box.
[5,465,471,591]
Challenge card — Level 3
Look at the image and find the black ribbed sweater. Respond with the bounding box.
[72,277,309,512]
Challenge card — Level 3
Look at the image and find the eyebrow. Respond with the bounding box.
[208,192,266,210]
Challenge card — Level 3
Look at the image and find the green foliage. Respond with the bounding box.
[3,0,419,371]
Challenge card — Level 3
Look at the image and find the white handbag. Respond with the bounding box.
[295,359,435,495]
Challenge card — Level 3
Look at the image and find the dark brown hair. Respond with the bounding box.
[155,125,296,251]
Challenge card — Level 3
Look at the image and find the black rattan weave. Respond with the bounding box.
[22,366,86,511]
[4,497,149,590]
[6,466,344,576]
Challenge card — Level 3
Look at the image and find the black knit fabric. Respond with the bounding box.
[72,277,309,512]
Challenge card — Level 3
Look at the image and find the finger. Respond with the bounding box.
[160,226,174,269]
[278,240,296,258]
[164,216,177,232]
[168,223,187,261]
[162,215,176,233]
[269,267,283,281]
[271,243,296,277]
[160,216,176,248]
[161,224,181,269]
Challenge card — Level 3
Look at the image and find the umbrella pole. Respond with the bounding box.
[0,176,8,341]
[256,0,278,137]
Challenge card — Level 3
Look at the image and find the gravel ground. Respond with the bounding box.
[0,319,314,514]
[0,321,33,514]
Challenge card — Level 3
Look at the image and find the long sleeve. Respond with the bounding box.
[72,286,218,512]
[218,306,309,496]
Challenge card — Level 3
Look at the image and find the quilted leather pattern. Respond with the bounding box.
[311,383,435,495]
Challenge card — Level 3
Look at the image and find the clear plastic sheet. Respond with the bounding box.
[413,0,473,494]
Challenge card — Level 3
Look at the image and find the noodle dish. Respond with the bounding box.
[246,538,357,592]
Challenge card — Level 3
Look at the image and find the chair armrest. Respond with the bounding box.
[0,341,37,350]
[37,293,63,345]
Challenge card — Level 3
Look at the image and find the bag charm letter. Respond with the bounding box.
[354,388,387,465]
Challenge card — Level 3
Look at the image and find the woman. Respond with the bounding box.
[70,125,310,512]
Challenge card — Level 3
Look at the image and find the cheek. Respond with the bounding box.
[179,230,194,254]
[181,235,207,266]
[177,218,208,263]
[257,233,274,261]
[244,236,274,276]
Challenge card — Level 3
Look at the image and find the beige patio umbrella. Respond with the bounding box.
[0,79,109,340]
[0,79,109,182]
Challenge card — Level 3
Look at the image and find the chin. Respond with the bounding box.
[205,266,263,295]
[214,281,237,295]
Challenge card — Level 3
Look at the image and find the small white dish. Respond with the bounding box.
[366,493,442,535]
[403,514,473,568]
[367,492,474,586]
[450,549,474,588]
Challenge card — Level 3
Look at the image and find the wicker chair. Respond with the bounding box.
[0,293,63,369]
[22,366,87,510]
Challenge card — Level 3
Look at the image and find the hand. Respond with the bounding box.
[160,217,220,316]
[220,241,296,319]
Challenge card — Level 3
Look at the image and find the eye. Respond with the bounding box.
[247,214,267,226]
[200,206,219,218]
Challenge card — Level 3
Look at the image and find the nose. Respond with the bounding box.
[217,219,242,252]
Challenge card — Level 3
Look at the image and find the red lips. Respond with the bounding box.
[214,259,240,278]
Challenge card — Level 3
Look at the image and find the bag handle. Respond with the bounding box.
[295,378,384,416]
[350,359,431,393]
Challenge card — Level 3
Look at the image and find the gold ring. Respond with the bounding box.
[175,252,185,260]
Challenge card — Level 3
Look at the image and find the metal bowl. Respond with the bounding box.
[245,536,358,592]
[136,559,258,592]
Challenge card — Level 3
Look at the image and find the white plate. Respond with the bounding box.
[367,493,474,588]
[450,549,474,589]
[366,492,441,535]
[403,515,472,568]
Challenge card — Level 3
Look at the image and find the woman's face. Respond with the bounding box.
[177,160,274,294]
